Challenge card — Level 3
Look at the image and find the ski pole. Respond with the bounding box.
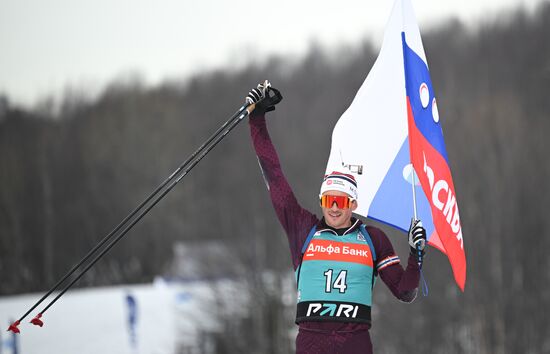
[8,102,255,333]
[31,103,255,324]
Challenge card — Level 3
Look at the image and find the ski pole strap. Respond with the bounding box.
[416,244,423,264]
[266,87,283,106]
[417,249,428,296]
[420,268,429,296]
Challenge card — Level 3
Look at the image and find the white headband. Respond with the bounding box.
[320,171,358,200]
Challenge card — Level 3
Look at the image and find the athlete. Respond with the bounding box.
[246,82,426,353]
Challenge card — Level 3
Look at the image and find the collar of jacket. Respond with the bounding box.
[316,217,362,236]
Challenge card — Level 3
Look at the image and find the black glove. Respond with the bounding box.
[408,219,427,261]
[245,80,283,117]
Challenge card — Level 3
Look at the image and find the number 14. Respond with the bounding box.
[324,269,348,293]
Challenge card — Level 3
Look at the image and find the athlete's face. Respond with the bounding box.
[320,190,357,229]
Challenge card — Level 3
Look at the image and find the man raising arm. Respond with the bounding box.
[246,82,426,354]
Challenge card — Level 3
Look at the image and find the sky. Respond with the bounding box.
[0,0,545,107]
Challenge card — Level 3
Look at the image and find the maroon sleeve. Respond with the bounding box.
[366,226,420,302]
[249,115,319,269]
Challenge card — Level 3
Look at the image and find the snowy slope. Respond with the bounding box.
[0,278,235,354]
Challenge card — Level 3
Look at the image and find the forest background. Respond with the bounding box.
[1,3,549,353]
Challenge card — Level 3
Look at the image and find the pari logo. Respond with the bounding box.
[422,152,464,249]
[306,303,359,318]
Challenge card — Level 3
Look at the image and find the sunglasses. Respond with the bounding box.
[319,195,355,209]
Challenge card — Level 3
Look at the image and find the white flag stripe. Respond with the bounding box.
[326,0,411,217]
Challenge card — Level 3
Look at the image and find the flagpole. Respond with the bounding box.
[400,4,419,223]
[411,166,418,221]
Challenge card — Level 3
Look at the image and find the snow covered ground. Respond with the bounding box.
[0,278,239,354]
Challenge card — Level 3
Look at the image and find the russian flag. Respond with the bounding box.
[325,0,466,290]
